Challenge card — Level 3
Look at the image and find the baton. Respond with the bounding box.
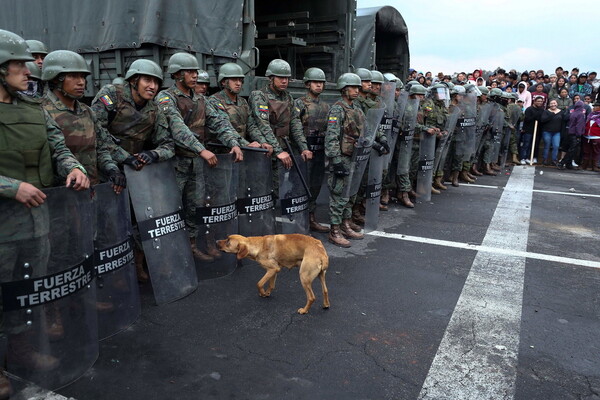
[282,137,312,200]
[206,142,269,153]
[530,120,538,166]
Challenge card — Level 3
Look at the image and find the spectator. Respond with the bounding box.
[587,71,599,101]
[425,76,432,87]
[567,74,578,89]
[542,75,552,93]
[571,67,580,76]
[558,100,586,169]
[517,82,532,108]
[520,95,545,164]
[573,94,591,116]
[520,71,530,86]
[583,95,593,117]
[555,88,573,111]
[555,66,564,78]
[581,100,600,171]
[531,83,548,108]
[549,76,568,100]
[569,73,593,99]
[425,71,432,78]
[417,75,426,85]
[540,99,563,165]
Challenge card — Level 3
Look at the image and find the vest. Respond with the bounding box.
[214,91,248,139]
[170,88,206,157]
[0,100,54,188]
[263,87,291,139]
[108,84,157,155]
[336,100,365,157]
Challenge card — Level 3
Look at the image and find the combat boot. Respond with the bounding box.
[380,189,390,205]
[491,162,501,171]
[346,219,362,232]
[433,176,447,190]
[400,192,415,208]
[341,219,364,240]
[470,163,483,176]
[408,189,418,200]
[328,225,351,248]
[483,163,497,176]
[7,331,60,371]
[511,154,520,165]
[309,213,330,233]
[205,233,223,259]
[134,249,149,283]
[431,186,441,195]
[190,238,214,262]
[459,170,475,183]
[351,204,365,225]
[450,170,460,187]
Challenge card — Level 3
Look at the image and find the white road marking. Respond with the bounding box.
[462,183,600,198]
[417,166,534,400]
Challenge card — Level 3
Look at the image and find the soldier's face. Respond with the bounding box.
[371,82,381,95]
[182,70,198,90]
[272,76,288,91]
[4,61,30,91]
[394,87,401,99]
[308,81,323,95]
[33,54,45,69]
[360,80,371,93]
[136,75,160,100]
[225,78,243,94]
[61,72,87,98]
[345,86,359,100]
[195,82,208,95]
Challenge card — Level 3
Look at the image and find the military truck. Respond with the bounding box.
[0,0,409,99]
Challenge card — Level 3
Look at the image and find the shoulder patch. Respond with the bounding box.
[258,104,269,113]
[100,95,113,106]
[216,103,226,111]
[328,116,338,124]
[158,96,171,104]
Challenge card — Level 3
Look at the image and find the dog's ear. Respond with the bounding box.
[237,243,249,260]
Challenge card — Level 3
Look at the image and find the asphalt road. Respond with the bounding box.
[20,165,600,400]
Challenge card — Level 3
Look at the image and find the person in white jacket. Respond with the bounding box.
[517,81,532,108]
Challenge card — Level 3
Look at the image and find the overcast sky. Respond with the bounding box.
[357,0,598,76]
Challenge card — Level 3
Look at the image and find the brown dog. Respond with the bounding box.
[216,234,330,314]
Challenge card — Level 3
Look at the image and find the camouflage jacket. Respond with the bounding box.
[42,90,119,184]
[207,90,264,145]
[1,95,86,199]
[248,84,307,155]
[325,98,365,165]
[157,85,241,155]
[294,94,330,135]
[421,98,448,130]
[91,83,174,164]
[356,94,388,144]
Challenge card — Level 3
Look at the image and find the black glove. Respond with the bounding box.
[123,156,143,170]
[108,170,127,188]
[137,150,158,165]
[372,142,389,156]
[332,162,349,177]
[381,142,390,154]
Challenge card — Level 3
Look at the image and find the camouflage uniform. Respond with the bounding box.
[325,98,365,225]
[507,103,523,158]
[294,95,329,213]
[42,90,119,184]
[420,98,448,178]
[207,89,263,144]
[91,83,175,164]
[446,103,468,173]
[156,85,241,238]
[396,99,430,192]
[482,103,503,164]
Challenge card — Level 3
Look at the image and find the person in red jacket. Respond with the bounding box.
[581,101,600,171]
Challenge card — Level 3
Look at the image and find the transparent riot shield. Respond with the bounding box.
[125,162,198,305]
[306,101,329,202]
[278,156,310,234]
[433,107,460,173]
[364,148,385,232]
[473,102,494,159]
[237,149,275,237]
[396,97,420,175]
[416,130,436,202]
[383,90,408,168]
[378,82,396,167]
[342,107,386,198]
[499,125,512,169]
[490,106,506,162]
[459,93,478,159]
[195,153,239,280]
[93,183,140,340]
[1,187,98,390]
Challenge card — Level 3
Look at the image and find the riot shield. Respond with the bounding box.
[306,101,329,201]
[195,153,239,279]
[459,93,478,159]
[416,130,436,202]
[93,183,140,340]
[433,107,460,173]
[1,187,98,390]
[499,125,512,169]
[125,162,198,305]
[237,149,275,237]
[278,156,310,234]
[383,90,408,168]
[342,107,386,198]
[490,106,506,162]
[473,102,494,159]
[396,97,420,175]
[378,82,396,168]
[364,147,385,232]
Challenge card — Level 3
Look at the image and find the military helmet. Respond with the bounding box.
[303,67,326,83]
[25,39,48,55]
[443,81,455,90]
[451,85,466,95]
[489,88,503,97]
[26,61,42,80]
[355,68,372,81]
[42,50,90,81]
[125,59,163,82]
[430,83,447,90]
[112,77,126,85]
[197,69,210,83]
[0,30,34,65]
[370,70,384,84]
[383,72,399,82]
[337,72,361,90]
[265,59,291,77]
[478,86,489,95]
[167,52,200,74]
[409,84,427,95]
[511,92,520,101]
[217,63,244,82]
[500,91,513,99]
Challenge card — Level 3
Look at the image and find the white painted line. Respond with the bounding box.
[461,183,503,189]
[367,231,600,269]
[532,189,600,198]
[418,166,535,400]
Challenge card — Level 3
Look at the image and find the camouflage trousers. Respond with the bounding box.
[409,140,420,188]
[327,156,356,225]
[395,136,413,192]
[175,156,206,238]
[446,138,465,172]
[307,151,326,213]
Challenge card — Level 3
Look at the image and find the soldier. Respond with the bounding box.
[470,86,491,176]
[507,92,523,165]
[422,83,450,193]
[91,58,175,281]
[381,73,403,204]
[248,59,312,191]
[194,69,210,96]
[480,88,504,175]
[41,50,125,193]
[0,29,89,386]
[21,61,44,98]
[445,85,468,187]
[294,67,330,233]
[325,73,365,248]
[25,39,48,69]
[368,70,391,209]
[157,52,244,261]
